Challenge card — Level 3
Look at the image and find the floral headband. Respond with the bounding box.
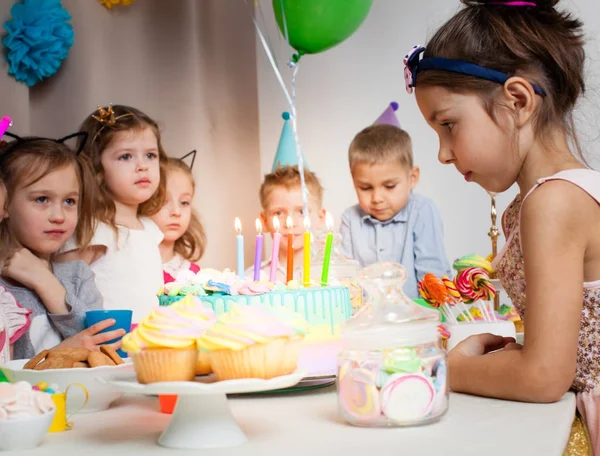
[403,45,547,97]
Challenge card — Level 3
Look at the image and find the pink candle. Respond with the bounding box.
[253,218,264,282]
[269,217,281,283]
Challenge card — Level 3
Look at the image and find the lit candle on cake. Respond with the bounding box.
[286,216,294,284]
[235,217,244,279]
[321,212,334,287]
[253,218,263,282]
[269,217,281,283]
[303,216,311,287]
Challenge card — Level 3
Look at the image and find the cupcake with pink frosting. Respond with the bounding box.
[123,295,216,383]
[197,305,308,380]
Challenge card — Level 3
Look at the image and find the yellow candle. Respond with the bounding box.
[303,216,311,287]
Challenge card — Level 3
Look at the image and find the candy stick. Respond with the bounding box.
[442,276,474,323]
[474,301,491,322]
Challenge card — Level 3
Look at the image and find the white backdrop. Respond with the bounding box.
[256,0,600,266]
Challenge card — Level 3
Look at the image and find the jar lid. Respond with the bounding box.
[341,262,440,348]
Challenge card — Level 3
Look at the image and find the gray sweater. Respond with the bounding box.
[0,260,103,360]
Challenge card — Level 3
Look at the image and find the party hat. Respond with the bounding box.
[373,101,401,129]
[272,112,309,172]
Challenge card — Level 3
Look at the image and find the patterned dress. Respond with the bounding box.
[492,169,600,453]
[163,253,200,284]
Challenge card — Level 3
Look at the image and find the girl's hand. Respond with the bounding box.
[2,248,51,289]
[2,247,69,314]
[449,333,518,359]
[57,319,126,352]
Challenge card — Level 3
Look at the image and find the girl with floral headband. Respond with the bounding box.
[57,105,168,323]
[151,152,207,283]
[405,0,600,450]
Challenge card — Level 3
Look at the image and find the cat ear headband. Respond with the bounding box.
[403,45,547,96]
[179,149,197,170]
[0,131,89,157]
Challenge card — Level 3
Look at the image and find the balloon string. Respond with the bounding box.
[256,0,280,70]
[289,62,310,222]
[248,1,293,110]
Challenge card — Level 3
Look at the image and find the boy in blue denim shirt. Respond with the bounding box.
[340,124,451,298]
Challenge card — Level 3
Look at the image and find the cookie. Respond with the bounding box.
[48,347,90,362]
[100,346,124,365]
[23,350,49,370]
[88,351,116,368]
[73,361,90,368]
[34,355,74,370]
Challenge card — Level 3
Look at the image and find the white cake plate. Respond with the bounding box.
[99,371,304,450]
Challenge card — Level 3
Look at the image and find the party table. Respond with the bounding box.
[28,386,575,456]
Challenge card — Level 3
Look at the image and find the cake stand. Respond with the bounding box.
[99,371,304,449]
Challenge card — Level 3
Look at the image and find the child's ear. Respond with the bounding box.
[318,207,326,223]
[409,166,420,189]
[259,212,268,231]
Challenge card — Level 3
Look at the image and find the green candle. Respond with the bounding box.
[320,212,334,287]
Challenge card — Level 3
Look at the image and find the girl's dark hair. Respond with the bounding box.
[166,157,207,263]
[418,0,585,159]
[0,138,97,259]
[78,105,168,228]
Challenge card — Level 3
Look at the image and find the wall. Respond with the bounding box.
[256,0,600,269]
[0,0,262,270]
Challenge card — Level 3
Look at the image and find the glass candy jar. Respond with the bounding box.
[311,230,363,313]
[337,262,448,427]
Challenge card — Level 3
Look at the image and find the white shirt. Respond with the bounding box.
[64,218,164,322]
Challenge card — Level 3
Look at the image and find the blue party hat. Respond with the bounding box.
[272,112,309,172]
[373,101,401,129]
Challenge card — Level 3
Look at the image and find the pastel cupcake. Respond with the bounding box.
[122,296,215,383]
[173,295,216,374]
[197,305,308,381]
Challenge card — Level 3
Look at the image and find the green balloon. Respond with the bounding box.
[273,0,373,56]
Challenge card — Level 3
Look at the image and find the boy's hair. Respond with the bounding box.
[417,0,585,160]
[166,157,206,263]
[0,138,97,259]
[259,165,324,210]
[349,124,413,169]
[78,105,168,228]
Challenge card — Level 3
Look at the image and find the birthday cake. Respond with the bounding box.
[158,269,353,339]
[158,269,353,376]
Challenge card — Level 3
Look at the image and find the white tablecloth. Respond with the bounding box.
[28,387,575,456]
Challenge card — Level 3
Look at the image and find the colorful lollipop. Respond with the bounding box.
[442,275,474,322]
[419,274,458,321]
[338,368,381,422]
[453,254,494,275]
[380,373,436,422]
[419,273,448,304]
[454,267,496,303]
[437,324,451,341]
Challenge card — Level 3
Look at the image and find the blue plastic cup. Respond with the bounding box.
[85,310,133,358]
